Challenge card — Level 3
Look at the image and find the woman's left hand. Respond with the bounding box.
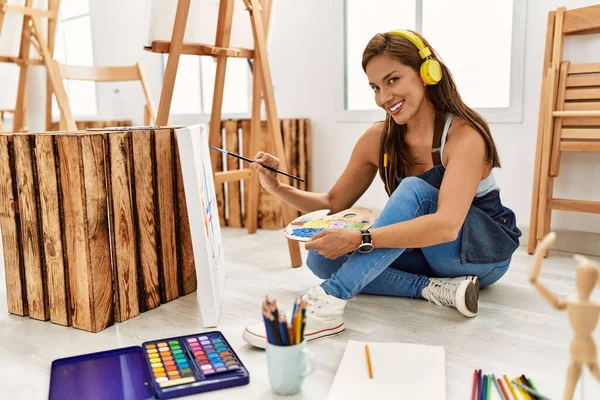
[305,229,362,259]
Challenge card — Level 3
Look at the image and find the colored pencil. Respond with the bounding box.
[471,369,478,400]
[278,315,288,346]
[365,344,373,379]
[491,374,505,400]
[486,375,492,400]
[525,376,539,393]
[503,375,519,400]
[520,375,537,400]
[480,375,486,400]
[511,380,552,400]
[478,370,483,400]
[497,378,511,400]
[515,377,532,400]
[209,145,305,182]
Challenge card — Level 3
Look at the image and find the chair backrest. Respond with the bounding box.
[57,63,156,126]
[562,4,600,35]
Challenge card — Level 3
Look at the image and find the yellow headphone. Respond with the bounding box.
[387,29,442,85]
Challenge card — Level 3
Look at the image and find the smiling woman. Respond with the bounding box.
[242,29,521,350]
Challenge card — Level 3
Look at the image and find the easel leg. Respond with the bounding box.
[208,0,235,177]
[155,0,191,126]
[45,0,59,130]
[13,2,33,132]
[31,16,76,131]
[246,58,261,234]
[0,0,7,35]
[247,0,302,267]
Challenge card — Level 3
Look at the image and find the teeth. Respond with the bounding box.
[390,101,404,112]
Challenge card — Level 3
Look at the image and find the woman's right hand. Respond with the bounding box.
[251,151,281,193]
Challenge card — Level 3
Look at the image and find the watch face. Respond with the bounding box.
[358,243,374,254]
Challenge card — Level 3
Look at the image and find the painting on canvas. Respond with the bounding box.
[176,124,225,327]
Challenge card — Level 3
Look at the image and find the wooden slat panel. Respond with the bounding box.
[81,135,113,332]
[58,135,114,331]
[13,135,48,321]
[549,198,600,214]
[214,125,226,227]
[131,130,161,311]
[224,120,242,227]
[0,136,27,316]
[566,75,600,88]
[305,119,312,191]
[561,129,600,140]
[35,135,70,326]
[298,119,307,192]
[565,88,600,101]
[282,119,293,187]
[560,141,600,152]
[562,5,600,35]
[241,120,251,228]
[569,63,600,75]
[107,132,139,322]
[290,120,298,190]
[257,121,282,229]
[174,139,197,295]
[562,117,600,126]
[155,129,179,302]
[563,102,600,111]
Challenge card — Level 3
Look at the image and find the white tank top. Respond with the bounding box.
[439,114,500,197]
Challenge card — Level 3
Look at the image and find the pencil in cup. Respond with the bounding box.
[262,296,307,346]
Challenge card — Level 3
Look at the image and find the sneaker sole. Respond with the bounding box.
[243,323,345,349]
[455,281,479,318]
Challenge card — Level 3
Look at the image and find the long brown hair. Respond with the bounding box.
[361,31,500,195]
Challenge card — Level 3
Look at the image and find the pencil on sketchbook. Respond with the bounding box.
[365,344,373,379]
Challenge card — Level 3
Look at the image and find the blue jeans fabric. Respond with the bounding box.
[307,177,512,300]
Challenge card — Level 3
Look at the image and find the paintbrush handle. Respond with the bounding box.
[210,146,305,182]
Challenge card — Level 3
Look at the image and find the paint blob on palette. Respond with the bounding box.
[142,331,249,398]
[284,207,376,242]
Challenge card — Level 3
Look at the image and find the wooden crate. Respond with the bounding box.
[215,118,311,229]
[0,128,196,332]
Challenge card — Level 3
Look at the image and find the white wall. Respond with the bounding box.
[17,0,600,233]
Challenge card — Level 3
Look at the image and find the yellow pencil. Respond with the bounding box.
[516,377,533,400]
[503,375,519,399]
[365,344,373,379]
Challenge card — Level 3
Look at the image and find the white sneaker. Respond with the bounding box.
[242,286,347,349]
[421,276,479,317]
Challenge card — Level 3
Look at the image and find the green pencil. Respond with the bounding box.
[486,375,491,400]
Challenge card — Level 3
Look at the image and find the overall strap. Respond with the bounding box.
[431,113,446,166]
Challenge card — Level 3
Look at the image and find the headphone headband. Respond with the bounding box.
[386,29,442,86]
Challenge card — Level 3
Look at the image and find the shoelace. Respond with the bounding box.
[302,289,325,313]
[424,283,455,307]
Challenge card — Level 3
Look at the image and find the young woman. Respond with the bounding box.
[243,30,521,348]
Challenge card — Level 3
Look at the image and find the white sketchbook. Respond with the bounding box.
[175,124,226,328]
[327,340,446,400]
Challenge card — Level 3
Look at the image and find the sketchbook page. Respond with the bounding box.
[327,340,446,400]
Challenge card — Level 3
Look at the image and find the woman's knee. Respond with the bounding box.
[306,250,338,279]
[391,177,437,205]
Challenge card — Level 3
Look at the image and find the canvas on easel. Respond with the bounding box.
[176,124,226,328]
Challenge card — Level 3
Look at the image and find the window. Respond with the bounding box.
[164,55,251,116]
[343,0,526,123]
[52,0,97,117]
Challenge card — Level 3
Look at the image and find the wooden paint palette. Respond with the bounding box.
[284,208,376,242]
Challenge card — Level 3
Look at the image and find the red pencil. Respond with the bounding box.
[471,369,478,400]
[497,377,511,400]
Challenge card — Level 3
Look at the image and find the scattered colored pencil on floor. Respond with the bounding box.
[262,296,306,346]
[470,369,550,400]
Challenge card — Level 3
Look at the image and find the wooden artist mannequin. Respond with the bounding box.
[530,232,600,400]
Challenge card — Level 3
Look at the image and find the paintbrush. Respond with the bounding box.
[209,145,305,183]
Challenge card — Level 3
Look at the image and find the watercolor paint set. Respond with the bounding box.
[49,331,249,399]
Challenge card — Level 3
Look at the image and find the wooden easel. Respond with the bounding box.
[0,0,76,132]
[145,0,302,267]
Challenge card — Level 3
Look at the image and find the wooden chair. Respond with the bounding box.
[55,63,156,128]
[528,5,600,254]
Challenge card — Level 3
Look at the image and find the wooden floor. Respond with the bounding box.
[1,228,599,399]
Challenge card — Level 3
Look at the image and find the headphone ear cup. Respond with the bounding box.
[420,59,443,85]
